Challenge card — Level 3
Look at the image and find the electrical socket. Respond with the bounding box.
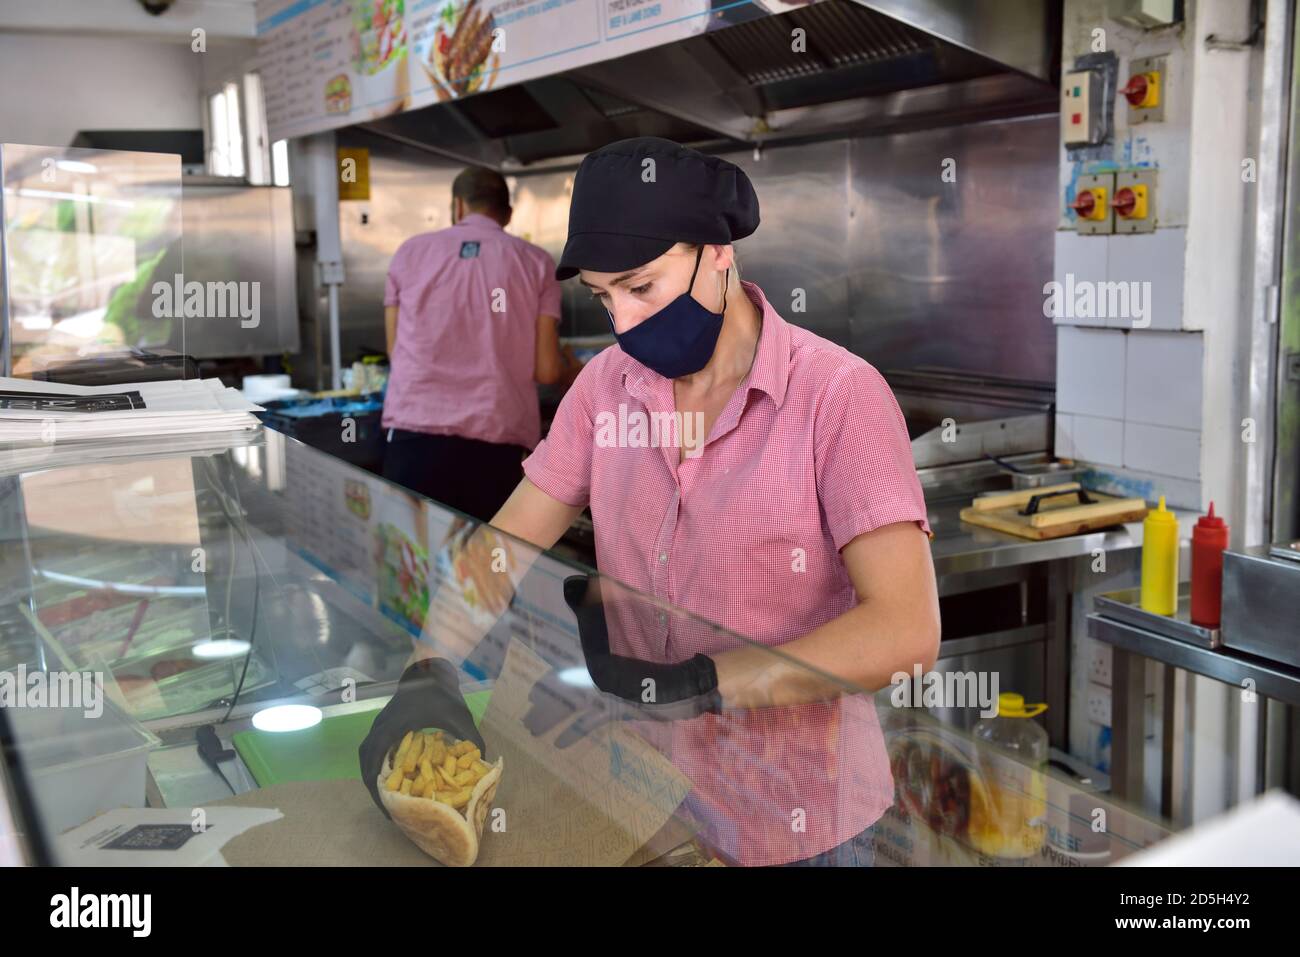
[1088,643,1113,687]
[1086,682,1112,726]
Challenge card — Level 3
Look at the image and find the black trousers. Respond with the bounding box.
[381,428,527,523]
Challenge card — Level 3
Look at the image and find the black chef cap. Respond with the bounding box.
[555,137,760,281]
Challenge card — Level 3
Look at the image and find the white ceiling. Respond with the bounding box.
[0,0,259,40]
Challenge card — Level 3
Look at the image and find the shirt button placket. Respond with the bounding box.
[653,487,681,653]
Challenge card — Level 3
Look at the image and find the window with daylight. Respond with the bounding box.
[207,81,244,178]
[210,71,290,186]
[243,72,269,184]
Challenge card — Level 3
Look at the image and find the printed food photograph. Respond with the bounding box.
[421,0,500,101]
[351,0,408,76]
[375,521,430,632]
[323,73,352,114]
[441,518,515,620]
[343,478,372,520]
[346,0,410,118]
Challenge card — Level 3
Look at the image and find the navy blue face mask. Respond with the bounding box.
[606,246,728,379]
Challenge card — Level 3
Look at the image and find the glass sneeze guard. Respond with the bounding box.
[0,427,1176,866]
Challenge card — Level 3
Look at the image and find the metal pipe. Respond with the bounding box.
[0,149,11,378]
[328,281,342,391]
[304,132,344,391]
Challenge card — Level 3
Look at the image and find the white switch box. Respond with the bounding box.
[1063,70,1104,146]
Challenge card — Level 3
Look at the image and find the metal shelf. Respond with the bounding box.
[1087,613,1300,706]
[1087,610,1300,817]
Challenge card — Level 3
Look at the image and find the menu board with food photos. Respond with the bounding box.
[255,0,793,141]
[281,439,382,605]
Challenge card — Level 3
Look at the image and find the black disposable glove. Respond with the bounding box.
[359,657,486,817]
[522,575,722,748]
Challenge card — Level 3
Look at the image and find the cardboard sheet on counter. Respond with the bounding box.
[213,639,695,866]
[55,806,283,866]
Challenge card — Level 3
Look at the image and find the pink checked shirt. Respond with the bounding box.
[524,280,930,866]
[383,213,563,449]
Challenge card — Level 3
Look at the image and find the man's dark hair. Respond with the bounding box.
[452,167,510,218]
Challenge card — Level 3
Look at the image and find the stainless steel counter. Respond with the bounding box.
[926,496,1145,576]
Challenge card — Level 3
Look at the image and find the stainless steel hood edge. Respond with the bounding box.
[855,0,1057,82]
[564,0,1059,151]
[357,0,1060,168]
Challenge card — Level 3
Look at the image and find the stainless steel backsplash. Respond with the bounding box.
[318,114,1057,386]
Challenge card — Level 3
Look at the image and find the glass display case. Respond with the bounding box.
[1,142,298,377]
[0,144,184,377]
[0,428,1175,866]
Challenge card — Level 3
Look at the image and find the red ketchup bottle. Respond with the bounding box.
[1191,502,1229,627]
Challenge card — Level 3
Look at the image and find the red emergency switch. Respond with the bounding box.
[1112,187,1137,217]
[1110,183,1148,220]
[1070,185,1109,222]
[1071,175,1113,232]
[1121,72,1160,108]
[1121,74,1147,104]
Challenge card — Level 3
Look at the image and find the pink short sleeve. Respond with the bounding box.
[522,365,594,507]
[538,261,563,320]
[815,362,931,550]
[384,251,402,307]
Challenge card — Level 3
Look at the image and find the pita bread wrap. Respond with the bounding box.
[377,747,504,867]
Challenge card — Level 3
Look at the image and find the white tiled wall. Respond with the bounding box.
[1057,326,1126,418]
[1051,228,1186,331]
[1107,230,1186,330]
[1053,310,1204,485]
[1124,330,1204,430]
[1052,231,1107,326]
[1123,422,1201,478]
[1056,412,1124,465]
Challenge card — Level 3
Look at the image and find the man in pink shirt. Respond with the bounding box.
[381,167,572,521]
[365,140,941,867]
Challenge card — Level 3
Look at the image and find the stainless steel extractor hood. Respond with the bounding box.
[358,0,1060,169]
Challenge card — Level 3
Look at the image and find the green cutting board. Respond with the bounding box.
[232,690,491,787]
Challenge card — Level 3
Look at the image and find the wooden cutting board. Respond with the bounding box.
[959,482,1149,540]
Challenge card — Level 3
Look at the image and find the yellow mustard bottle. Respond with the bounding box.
[1140,495,1179,615]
